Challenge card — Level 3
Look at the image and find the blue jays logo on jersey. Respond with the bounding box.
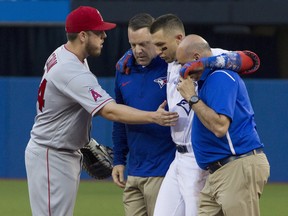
[154,76,167,88]
[89,88,102,101]
[177,99,192,116]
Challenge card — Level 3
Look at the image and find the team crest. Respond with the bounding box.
[89,88,102,101]
[177,99,191,116]
[154,77,167,88]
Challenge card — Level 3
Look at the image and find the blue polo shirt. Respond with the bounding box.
[192,69,264,170]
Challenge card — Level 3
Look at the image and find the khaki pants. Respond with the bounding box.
[199,153,270,216]
[123,176,164,216]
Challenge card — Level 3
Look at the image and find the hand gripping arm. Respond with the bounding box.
[116,49,135,75]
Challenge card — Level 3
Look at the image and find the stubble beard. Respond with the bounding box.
[86,42,101,58]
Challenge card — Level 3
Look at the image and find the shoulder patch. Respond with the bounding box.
[89,88,102,101]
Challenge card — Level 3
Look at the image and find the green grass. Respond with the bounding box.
[0,179,287,216]
[260,183,288,216]
[74,180,124,216]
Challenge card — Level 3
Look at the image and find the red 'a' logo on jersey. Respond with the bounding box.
[89,88,102,101]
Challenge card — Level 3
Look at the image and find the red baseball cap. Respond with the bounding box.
[65,6,116,33]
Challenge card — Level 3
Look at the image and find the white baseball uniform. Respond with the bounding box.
[153,48,228,216]
[25,45,113,216]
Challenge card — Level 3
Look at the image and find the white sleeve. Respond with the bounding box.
[211,48,229,56]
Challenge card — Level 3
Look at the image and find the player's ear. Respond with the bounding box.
[194,53,200,61]
[79,31,88,42]
[175,34,184,45]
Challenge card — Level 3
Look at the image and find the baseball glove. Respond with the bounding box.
[80,138,113,180]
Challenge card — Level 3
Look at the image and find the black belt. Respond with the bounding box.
[176,145,189,153]
[207,148,264,174]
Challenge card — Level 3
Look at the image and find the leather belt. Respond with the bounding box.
[207,148,264,174]
[176,145,189,153]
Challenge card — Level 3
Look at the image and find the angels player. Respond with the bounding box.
[24,7,178,216]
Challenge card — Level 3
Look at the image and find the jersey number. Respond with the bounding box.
[38,79,47,112]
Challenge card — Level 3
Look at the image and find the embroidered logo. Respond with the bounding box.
[177,99,191,116]
[89,88,102,101]
[121,81,131,87]
[154,77,167,89]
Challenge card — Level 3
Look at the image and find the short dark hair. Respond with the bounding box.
[128,13,154,31]
[66,32,78,41]
[150,14,185,34]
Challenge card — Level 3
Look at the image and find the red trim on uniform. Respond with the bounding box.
[63,44,70,52]
[46,148,51,216]
[90,98,114,116]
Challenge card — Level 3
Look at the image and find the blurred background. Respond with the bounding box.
[0,0,287,182]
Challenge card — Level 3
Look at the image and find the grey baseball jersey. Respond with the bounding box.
[30,45,113,151]
[25,44,113,216]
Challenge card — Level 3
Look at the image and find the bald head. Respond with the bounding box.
[176,34,212,65]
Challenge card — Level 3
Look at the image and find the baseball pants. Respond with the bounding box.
[25,141,82,216]
[153,152,208,216]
